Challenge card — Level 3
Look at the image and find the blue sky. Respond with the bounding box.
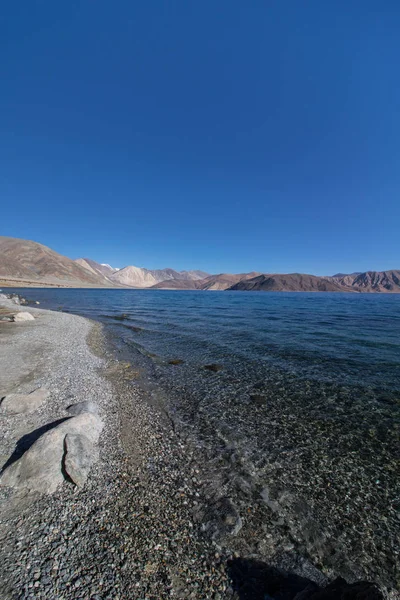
[1,1,399,275]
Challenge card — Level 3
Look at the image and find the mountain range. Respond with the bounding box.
[0,236,399,293]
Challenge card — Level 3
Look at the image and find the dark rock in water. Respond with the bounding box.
[125,325,142,332]
[204,497,243,539]
[250,394,267,406]
[169,359,185,365]
[203,363,224,372]
[227,558,383,600]
[111,313,129,321]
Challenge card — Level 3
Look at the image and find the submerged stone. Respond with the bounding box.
[203,364,223,372]
[250,394,267,406]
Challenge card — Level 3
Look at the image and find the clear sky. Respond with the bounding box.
[1,2,399,275]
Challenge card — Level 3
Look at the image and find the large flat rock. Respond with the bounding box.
[0,389,50,415]
[13,312,35,322]
[1,412,103,494]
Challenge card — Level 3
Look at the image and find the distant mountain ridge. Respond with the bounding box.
[75,258,116,282]
[74,259,209,288]
[331,270,400,292]
[0,236,399,292]
[230,273,354,292]
[0,237,113,287]
[229,270,400,293]
[108,265,209,288]
[152,272,263,291]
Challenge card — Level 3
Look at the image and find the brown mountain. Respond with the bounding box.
[229,273,356,292]
[199,272,261,291]
[181,270,210,280]
[75,258,116,280]
[0,237,114,287]
[146,269,400,293]
[332,270,400,293]
[152,272,261,290]
[0,237,208,288]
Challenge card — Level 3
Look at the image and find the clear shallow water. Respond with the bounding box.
[7,289,400,586]
[12,289,400,390]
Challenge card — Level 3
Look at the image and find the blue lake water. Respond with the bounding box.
[6,288,400,585]
[14,289,400,390]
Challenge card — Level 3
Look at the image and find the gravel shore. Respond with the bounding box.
[0,300,230,599]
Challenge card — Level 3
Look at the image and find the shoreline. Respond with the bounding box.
[0,279,130,289]
[0,295,397,599]
[0,297,230,599]
[3,281,400,293]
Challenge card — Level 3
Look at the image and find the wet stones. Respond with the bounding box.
[203,496,243,540]
[250,394,267,406]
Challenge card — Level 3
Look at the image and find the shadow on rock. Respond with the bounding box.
[0,418,70,472]
[227,558,383,600]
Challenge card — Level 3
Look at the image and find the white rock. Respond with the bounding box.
[64,433,99,487]
[13,312,34,322]
[0,412,104,494]
[0,389,50,415]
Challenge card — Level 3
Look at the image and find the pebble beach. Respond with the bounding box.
[0,298,231,599]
